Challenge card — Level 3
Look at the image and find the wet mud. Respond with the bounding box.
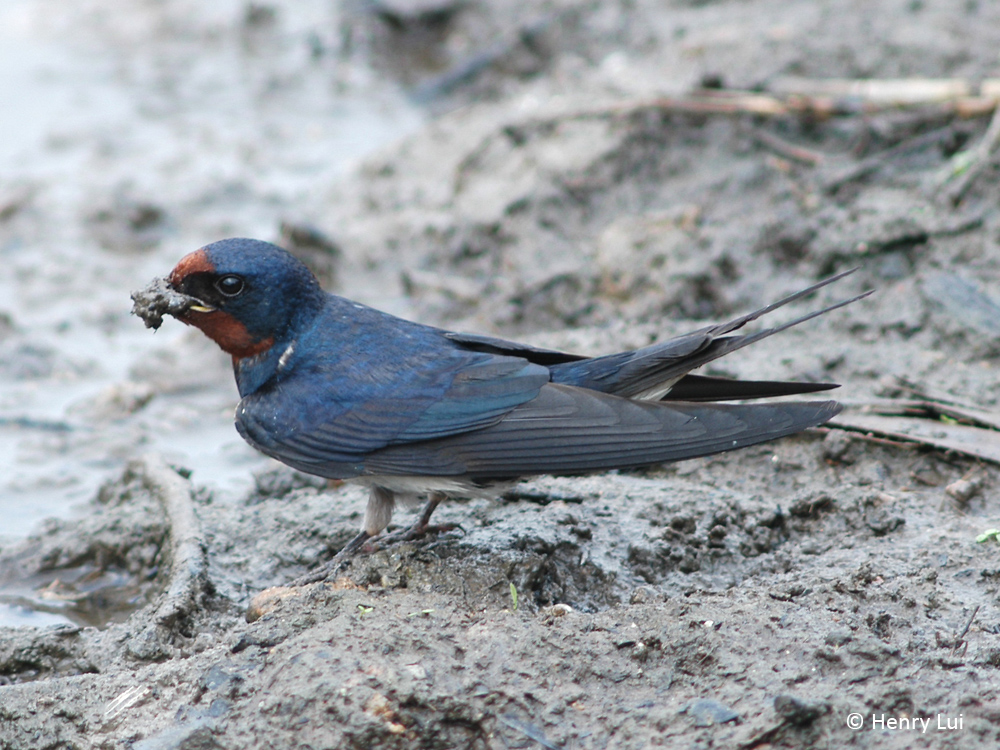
[4,0,1000,748]
[131,279,200,331]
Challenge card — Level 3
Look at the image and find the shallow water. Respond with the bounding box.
[0,0,423,626]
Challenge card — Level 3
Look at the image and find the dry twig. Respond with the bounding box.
[937,103,1000,204]
[130,454,210,628]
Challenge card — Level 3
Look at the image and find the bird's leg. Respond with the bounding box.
[287,485,396,586]
[372,491,461,548]
[364,485,397,537]
[420,491,459,535]
[288,490,460,586]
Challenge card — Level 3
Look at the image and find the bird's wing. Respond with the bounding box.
[363,383,841,479]
[235,351,551,477]
[443,331,586,365]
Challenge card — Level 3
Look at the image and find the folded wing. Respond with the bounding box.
[363,384,841,479]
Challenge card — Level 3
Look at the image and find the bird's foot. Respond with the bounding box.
[372,521,464,550]
[286,492,460,586]
[286,530,371,587]
[284,521,463,588]
[363,490,461,550]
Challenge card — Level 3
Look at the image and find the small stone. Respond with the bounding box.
[545,603,574,617]
[629,586,654,604]
[404,663,427,680]
[822,430,852,461]
[686,699,739,727]
[631,641,650,662]
[945,477,981,504]
[246,586,304,623]
[774,694,830,726]
[824,628,853,647]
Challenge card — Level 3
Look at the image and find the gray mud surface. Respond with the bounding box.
[4,0,1000,748]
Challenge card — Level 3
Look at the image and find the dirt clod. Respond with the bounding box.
[130,278,199,330]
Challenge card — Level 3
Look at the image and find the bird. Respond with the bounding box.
[136,237,867,582]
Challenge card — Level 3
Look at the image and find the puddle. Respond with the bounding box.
[0,602,73,629]
[0,0,423,625]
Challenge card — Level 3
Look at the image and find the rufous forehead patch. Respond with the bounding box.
[169,248,215,285]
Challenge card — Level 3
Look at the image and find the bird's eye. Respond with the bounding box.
[215,275,245,297]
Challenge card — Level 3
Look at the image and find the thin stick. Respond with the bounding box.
[749,127,825,166]
[953,605,980,653]
[132,454,209,627]
[939,103,1000,204]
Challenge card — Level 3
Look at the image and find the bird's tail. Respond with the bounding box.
[550,269,871,400]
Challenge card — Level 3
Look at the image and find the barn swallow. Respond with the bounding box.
[134,238,868,581]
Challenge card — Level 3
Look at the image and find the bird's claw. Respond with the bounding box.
[285,520,465,588]
[373,522,464,549]
[286,530,370,586]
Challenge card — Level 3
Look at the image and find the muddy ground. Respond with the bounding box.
[3,0,1000,747]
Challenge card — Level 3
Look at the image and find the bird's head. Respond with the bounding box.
[167,238,325,359]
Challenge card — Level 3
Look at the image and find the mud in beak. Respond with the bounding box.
[131,276,213,330]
